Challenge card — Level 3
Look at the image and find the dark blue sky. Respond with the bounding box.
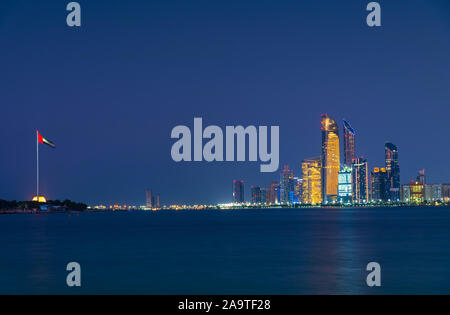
[1,0,450,205]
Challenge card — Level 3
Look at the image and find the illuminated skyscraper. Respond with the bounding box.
[352,157,369,203]
[370,167,389,203]
[321,114,340,203]
[343,120,356,166]
[250,186,262,204]
[156,194,161,208]
[232,180,244,203]
[267,181,279,204]
[301,156,322,205]
[280,165,294,204]
[338,166,352,204]
[385,142,400,202]
[146,189,153,208]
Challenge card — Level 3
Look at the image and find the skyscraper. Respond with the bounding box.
[156,194,161,208]
[280,165,294,204]
[146,189,153,208]
[370,167,389,203]
[352,157,369,203]
[338,166,352,204]
[301,156,322,205]
[250,186,262,204]
[343,120,356,166]
[321,114,340,203]
[385,142,400,202]
[232,180,244,203]
[267,181,279,204]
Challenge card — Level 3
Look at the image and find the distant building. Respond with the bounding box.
[370,167,389,203]
[401,184,411,203]
[280,165,294,204]
[146,189,153,208]
[233,180,244,203]
[343,120,356,167]
[293,177,303,204]
[410,181,424,203]
[302,156,322,205]
[417,169,426,185]
[267,181,279,204]
[352,157,369,204]
[250,186,262,204]
[321,114,340,203]
[442,184,450,203]
[156,194,161,208]
[424,184,441,203]
[338,165,352,204]
[385,142,400,202]
[261,188,267,204]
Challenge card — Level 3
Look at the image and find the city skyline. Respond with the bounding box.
[1,1,450,205]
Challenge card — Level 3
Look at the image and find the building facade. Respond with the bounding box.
[321,114,340,203]
[352,157,369,204]
[280,165,294,204]
[385,142,400,202]
[302,156,322,205]
[146,189,153,208]
[232,180,244,203]
[338,165,352,204]
[343,120,356,167]
[371,167,389,203]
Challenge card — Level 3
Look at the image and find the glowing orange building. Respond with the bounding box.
[301,156,322,205]
[321,114,340,203]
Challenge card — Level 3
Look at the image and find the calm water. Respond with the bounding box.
[1,207,450,294]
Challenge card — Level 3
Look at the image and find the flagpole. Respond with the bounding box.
[36,130,39,199]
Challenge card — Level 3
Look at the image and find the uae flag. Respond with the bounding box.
[37,131,55,148]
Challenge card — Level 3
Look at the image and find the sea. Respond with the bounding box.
[1,206,449,294]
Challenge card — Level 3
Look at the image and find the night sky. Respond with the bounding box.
[1,0,450,205]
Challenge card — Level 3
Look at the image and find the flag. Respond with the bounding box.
[37,131,55,148]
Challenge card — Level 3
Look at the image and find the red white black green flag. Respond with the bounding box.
[37,131,55,148]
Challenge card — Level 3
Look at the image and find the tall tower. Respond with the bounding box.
[343,120,356,166]
[146,189,153,208]
[321,114,340,203]
[301,156,322,205]
[156,194,161,208]
[232,180,244,203]
[352,157,369,203]
[280,165,294,204]
[385,142,400,202]
[370,167,389,203]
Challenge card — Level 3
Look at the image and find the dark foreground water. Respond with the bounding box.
[1,207,450,294]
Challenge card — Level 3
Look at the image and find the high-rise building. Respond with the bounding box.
[260,188,267,204]
[146,189,153,208]
[385,142,400,202]
[301,156,322,205]
[250,186,262,204]
[416,169,426,185]
[267,181,279,204]
[401,184,411,203]
[424,184,442,203]
[293,177,303,204]
[343,120,356,167]
[370,167,389,203]
[352,157,369,204]
[232,180,244,203]
[410,180,424,203]
[280,165,294,204]
[321,114,340,203]
[338,166,352,204]
[442,184,450,203]
[156,194,161,208]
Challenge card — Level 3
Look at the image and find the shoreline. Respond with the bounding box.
[1,203,449,215]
